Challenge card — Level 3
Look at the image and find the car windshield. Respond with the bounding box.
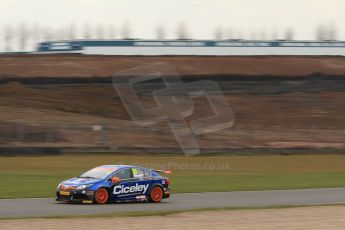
[79,166,116,179]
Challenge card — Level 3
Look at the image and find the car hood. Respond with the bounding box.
[62,177,102,186]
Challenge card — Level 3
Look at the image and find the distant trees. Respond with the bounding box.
[259,28,268,40]
[66,23,76,40]
[226,28,233,39]
[108,24,116,39]
[4,25,13,52]
[1,21,342,52]
[315,24,337,40]
[42,27,54,41]
[176,22,190,39]
[31,23,41,45]
[121,21,132,39]
[0,22,120,52]
[83,23,91,39]
[155,24,166,39]
[18,23,28,51]
[96,23,105,39]
[214,27,224,40]
[270,28,278,40]
[284,28,294,40]
[249,31,259,40]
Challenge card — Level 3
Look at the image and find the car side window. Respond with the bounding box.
[132,168,144,178]
[143,170,151,178]
[132,168,152,178]
[113,169,132,180]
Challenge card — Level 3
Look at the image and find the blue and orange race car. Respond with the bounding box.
[56,165,171,204]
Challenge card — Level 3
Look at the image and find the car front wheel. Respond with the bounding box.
[94,188,109,204]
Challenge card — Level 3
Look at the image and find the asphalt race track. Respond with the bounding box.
[1,188,345,218]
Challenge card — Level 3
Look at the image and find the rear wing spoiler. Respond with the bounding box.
[151,169,172,174]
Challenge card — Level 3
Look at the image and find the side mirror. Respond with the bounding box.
[111,177,121,184]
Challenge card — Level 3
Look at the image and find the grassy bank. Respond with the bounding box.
[1,154,345,198]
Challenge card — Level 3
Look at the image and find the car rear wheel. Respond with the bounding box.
[94,188,109,204]
[149,186,163,203]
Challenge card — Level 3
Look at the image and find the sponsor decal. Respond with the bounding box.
[82,200,93,204]
[132,168,144,178]
[113,183,149,195]
[60,191,70,196]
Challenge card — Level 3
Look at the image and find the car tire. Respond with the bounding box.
[148,186,164,203]
[94,188,109,204]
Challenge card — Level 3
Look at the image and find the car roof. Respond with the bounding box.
[98,165,145,170]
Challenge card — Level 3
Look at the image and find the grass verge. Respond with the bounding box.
[1,154,345,198]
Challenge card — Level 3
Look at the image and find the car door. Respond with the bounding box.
[131,167,153,198]
[109,168,136,201]
[110,167,152,201]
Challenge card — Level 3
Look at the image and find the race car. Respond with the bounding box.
[56,165,171,204]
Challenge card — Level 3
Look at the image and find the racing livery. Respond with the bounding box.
[56,165,171,204]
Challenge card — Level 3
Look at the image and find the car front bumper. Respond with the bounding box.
[56,189,95,204]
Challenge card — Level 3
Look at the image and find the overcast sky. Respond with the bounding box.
[0,0,344,40]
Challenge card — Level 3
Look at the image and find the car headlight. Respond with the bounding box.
[76,184,92,190]
[57,183,62,190]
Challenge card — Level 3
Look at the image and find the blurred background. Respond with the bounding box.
[0,0,345,210]
[0,0,344,52]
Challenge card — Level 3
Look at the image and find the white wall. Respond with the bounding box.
[80,46,345,56]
